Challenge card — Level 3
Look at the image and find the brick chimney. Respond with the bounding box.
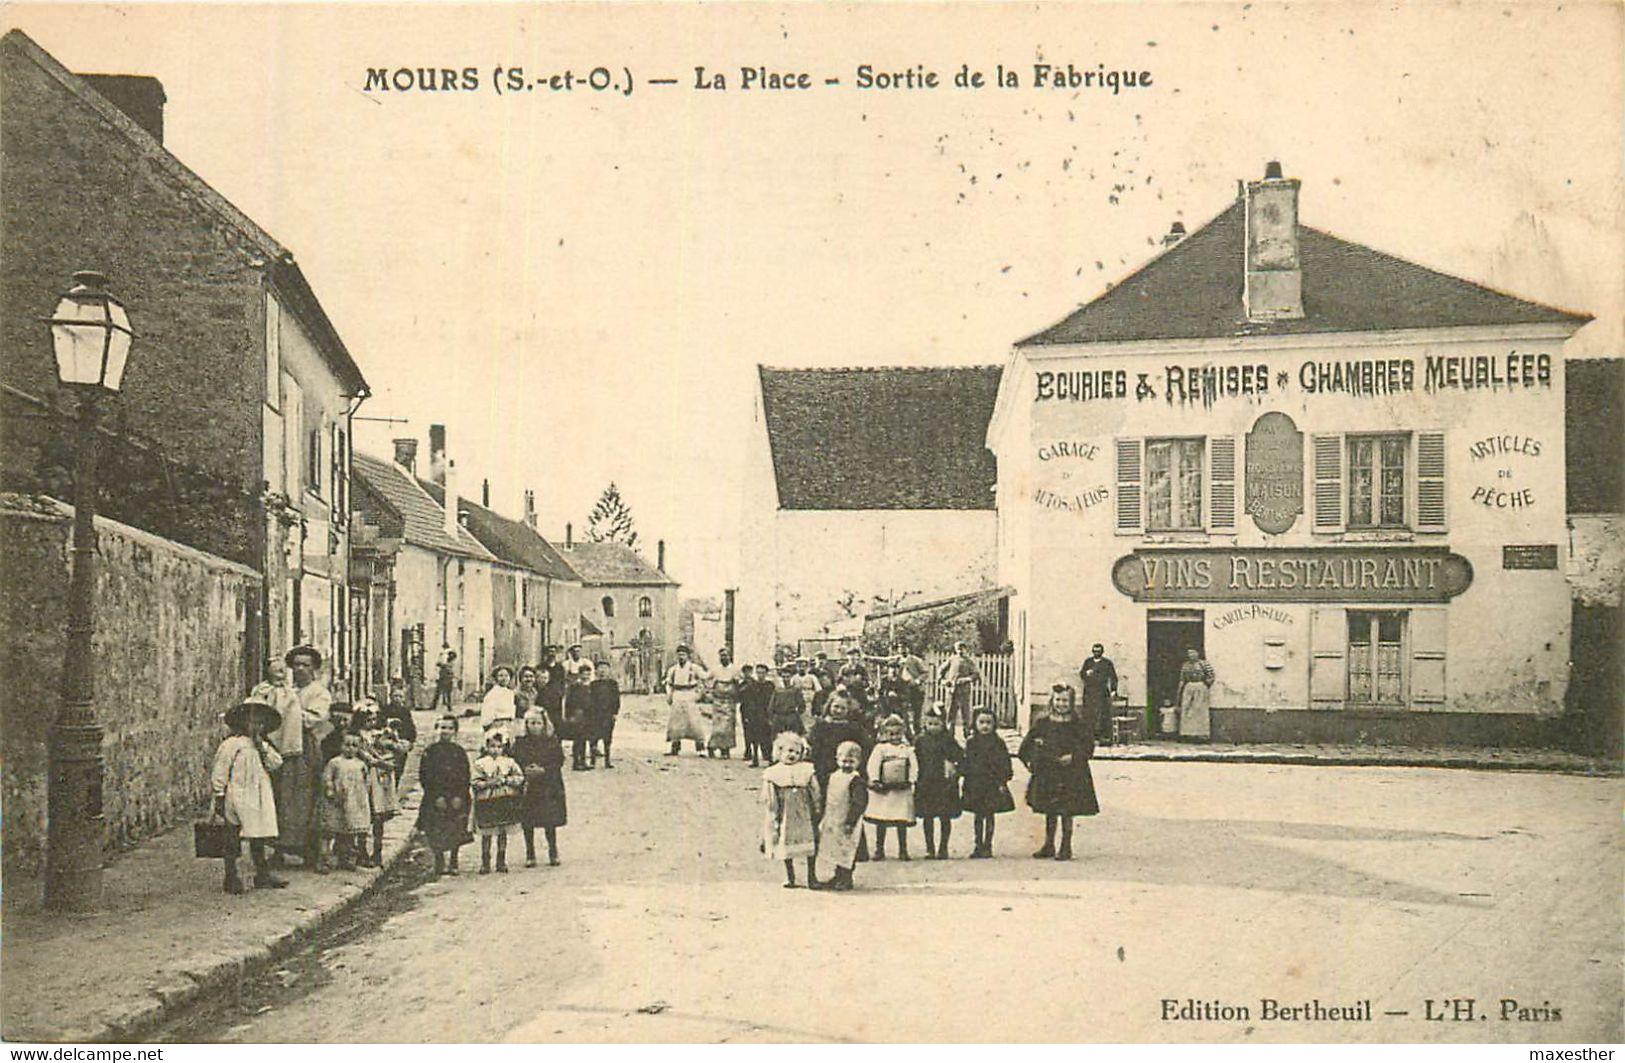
[392,437,418,474]
[428,424,447,485]
[657,539,666,572]
[82,74,166,143]
[443,459,459,538]
[1243,161,1304,321]
[523,490,536,529]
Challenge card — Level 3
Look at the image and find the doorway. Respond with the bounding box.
[1147,610,1205,715]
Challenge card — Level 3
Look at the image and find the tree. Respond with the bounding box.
[585,482,639,549]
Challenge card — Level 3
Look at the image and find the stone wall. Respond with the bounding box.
[0,495,257,889]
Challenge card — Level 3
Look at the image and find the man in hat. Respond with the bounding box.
[273,646,332,867]
[212,689,287,892]
[663,645,711,755]
[564,643,594,681]
[429,644,458,712]
[938,642,983,739]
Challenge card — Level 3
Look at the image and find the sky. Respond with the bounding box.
[8,2,1622,597]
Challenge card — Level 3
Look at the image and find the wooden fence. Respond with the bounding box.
[921,651,1020,730]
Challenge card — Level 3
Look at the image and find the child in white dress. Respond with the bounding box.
[761,731,821,888]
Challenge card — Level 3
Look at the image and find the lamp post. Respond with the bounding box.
[44,270,133,912]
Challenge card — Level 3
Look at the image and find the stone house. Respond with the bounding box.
[0,29,370,689]
[551,535,680,692]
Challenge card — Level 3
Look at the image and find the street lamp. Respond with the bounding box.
[44,270,133,912]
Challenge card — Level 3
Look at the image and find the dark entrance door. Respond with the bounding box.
[1147,610,1204,717]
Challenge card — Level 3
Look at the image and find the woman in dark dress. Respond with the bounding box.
[1017,684,1099,861]
[510,713,567,867]
[415,715,473,877]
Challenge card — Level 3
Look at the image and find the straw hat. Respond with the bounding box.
[224,685,283,733]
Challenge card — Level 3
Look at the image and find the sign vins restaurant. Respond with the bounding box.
[988,164,1591,744]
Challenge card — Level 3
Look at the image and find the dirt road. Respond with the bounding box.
[168,696,1622,1043]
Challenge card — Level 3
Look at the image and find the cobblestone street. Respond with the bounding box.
[152,696,1621,1044]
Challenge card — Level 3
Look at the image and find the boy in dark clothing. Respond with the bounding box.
[739,664,776,767]
[768,670,808,740]
[875,661,913,736]
[564,668,594,770]
[539,646,567,737]
[588,660,621,768]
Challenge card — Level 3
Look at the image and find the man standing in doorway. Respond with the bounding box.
[1078,643,1119,744]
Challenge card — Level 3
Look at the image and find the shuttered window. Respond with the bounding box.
[1146,438,1204,531]
[1115,438,1143,534]
[1209,436,1237,531]
[1312,433,1344,532]
[1349,434,1408,528]
[1415,431,1447,531]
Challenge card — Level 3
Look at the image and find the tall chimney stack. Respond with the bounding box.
[565,522,573,549]
[392,437,418,474]
[657,539,666,572]
[429,424,447,485]
[523,490,537,529]
[1243,160,1304,321]
[481,478,490,508]
[443,459,459,538]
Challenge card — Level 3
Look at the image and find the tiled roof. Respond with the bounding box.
[1020,200,1591,347]
[758,366,1000,510]
[550,540,676,586]
[1,30,369,396]
[417,482,579,582]
[351,453,494,560]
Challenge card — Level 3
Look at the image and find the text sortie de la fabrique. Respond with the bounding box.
[363,61,1155,98]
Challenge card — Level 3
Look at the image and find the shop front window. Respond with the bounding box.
[1349,434,1408,528]
[1348,610,1406,706]
[1146,438,1204,531]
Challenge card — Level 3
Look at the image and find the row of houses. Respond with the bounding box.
[737,164,1622,753]
[0,29,675,877]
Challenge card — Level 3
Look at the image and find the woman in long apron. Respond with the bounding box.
[1177,648,1214,740]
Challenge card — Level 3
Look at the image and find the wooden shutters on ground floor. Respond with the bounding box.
[1308,606,1446,710]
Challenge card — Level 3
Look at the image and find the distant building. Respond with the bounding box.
[551,533,680,692]
[737,366,1002,661]
[0,30,370,689]
[419,477,584,672]
[989,162,1591,741]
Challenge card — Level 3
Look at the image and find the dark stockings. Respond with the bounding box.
[480,833,509,872]
[973,813,997,855]
[922,817,954,857]
[523,826,560,865]
[783,857,818,887]
[872,824,910,860]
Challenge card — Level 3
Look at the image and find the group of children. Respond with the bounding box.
[760,703,1019,890]
[209,691,414,892]
[418,711,569,876]
[481,656,621,772]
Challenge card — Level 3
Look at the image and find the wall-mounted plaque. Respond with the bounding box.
[1245,411,1304,534]
[1502,544,1559,570]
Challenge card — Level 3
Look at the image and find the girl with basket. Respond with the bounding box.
[207,691,287,894]
[470,730,525,873]
[864,714,918,861]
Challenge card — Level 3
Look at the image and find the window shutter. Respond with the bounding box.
[1415,431,1447,532]
[1312,433,1345,533]
[1410,608,1447,709]
[1309,607,1346,709]
[1209,435,1236,532]
[1115,438,1143,534]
